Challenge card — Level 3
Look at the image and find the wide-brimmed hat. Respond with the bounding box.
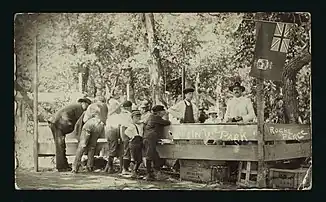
[152,105,165,112]
[77,97,92,105]
[183,87,195,94]
[229,82,245,92]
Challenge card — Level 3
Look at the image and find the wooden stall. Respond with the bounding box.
[156,123,311,187]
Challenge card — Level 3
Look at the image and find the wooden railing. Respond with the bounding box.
[37,123,311,162]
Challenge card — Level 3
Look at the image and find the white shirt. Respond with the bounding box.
[105,110,132,129]
[206,117,221,124]
[124,123,144,139]
[224,96,256,123]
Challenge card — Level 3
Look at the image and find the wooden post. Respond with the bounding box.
[126,83,130,100]
[256,77,265,187]
[195,72,199,109]
[181,66,185,100]
[78,72,83,93]
[33,34,39,172]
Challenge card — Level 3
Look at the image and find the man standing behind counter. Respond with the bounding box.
[168,87,199,124]
[224,82,256,123]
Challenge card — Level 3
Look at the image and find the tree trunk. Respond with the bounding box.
[282,47,311,124]
[141,13,166,107]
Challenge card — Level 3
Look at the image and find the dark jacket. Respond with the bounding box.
[50,103,85,134]
[144,114,171,141]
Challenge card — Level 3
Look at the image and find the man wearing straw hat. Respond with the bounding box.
[168,86,199,124]
[48,97,91,172]
[224,82,256,123]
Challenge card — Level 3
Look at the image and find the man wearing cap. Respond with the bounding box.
[224,82,256,123]
[139,100,151,123]
[206,107,221,124]
[48,97,91,172]
[124,110,144,178]
[143,105,171,181]
[119,101,134,174]
[168,87,199,123]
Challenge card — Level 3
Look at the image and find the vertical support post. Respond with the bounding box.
[126,83,130,100]
[33,33,39,172]
[195,72,199,108]
[78,72,83,93]
[181,66,185,100]
[256,77,265,187]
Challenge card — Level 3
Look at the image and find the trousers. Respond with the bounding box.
[49,123,69,170]
[72,124,102,171]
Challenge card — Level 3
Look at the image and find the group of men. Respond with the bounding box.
[168,81,256,124]
[48,94,171,180]
[48,81,256,181]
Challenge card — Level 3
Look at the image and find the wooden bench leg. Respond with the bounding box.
[237,161,243,183]
[245,161,251,186]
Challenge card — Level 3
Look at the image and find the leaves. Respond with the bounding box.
[15,12,311,123]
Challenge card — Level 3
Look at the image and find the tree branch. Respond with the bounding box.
[283,47,311,78]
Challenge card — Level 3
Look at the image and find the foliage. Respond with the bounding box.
[15,12,311,124]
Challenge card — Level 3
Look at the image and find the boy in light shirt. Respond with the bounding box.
[124,110,144,178]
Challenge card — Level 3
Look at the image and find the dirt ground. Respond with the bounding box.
[15,168,240,190]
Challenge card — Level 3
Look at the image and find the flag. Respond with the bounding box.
[250,21,293,81]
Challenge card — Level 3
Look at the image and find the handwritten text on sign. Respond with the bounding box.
[163,124,257,141]
[264,124,311,141]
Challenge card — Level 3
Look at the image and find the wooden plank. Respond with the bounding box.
[264,142,311,161]
[245,161,251,183]
[162,124,258,141]
[237,161,243,182]
[38,138,107,156]
[242,169,257,175]
[156,144,258,161]
[264,124,311,141]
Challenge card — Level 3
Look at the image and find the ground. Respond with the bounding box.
[15,168,239,190]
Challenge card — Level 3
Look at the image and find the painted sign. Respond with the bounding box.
[163,124,257,141]
[264,124,311,141]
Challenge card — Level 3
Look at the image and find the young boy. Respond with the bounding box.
[143,105,171,181]
[124,110,144,178]
[206,108,221,123]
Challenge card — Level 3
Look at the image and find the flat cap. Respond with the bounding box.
[122,100,132,107]
[131,110,141,117]
[152,105,165,112]
[77,97,92,105]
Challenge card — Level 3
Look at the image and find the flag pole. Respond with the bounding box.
[33,33,39,172]
[255,12,266,188]
[256,77,265,188]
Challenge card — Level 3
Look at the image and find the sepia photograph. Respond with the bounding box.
[14,12,311,190]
